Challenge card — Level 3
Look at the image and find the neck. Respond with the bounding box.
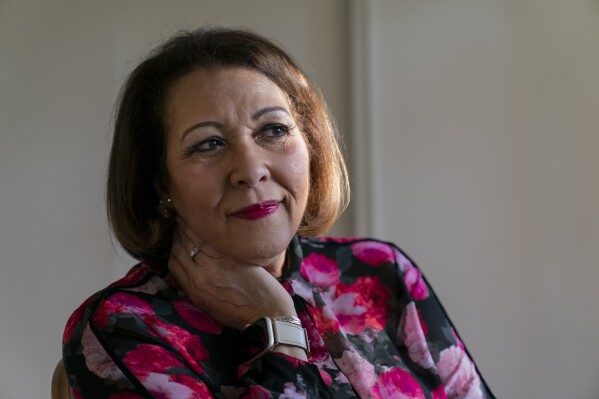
[261,251,288,278]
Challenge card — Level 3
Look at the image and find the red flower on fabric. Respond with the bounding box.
[312,305,340,334]
[352,241,395,266]
[300,253,341,287]
[174,299,222,334]
[334,276,390,334]
[123,344,183,379]
[144,315,208,375]
[370,367,426,399]
[93,293,154,330]
[169,374,213,397]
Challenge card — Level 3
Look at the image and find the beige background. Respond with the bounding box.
[1,1,598,398]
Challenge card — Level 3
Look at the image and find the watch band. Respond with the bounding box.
[272,315,301,326]
[271,318,309,352]
[240,316,310,365]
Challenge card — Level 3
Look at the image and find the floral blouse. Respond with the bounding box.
[63,236,495,398]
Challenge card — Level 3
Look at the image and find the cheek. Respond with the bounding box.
[285,140,311,199]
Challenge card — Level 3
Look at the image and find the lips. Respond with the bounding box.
[231,200,280,220]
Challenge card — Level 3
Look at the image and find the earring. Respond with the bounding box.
[159,197,173,219]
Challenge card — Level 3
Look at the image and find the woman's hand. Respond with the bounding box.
[168,216,296,331]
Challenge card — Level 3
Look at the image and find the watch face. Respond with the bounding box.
[240,317,274,363]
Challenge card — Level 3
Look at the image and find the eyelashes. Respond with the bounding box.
[183,122,296,157]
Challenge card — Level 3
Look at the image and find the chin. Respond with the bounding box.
[229,230,294,264]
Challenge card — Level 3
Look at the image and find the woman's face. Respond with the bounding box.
[162,67,310,267]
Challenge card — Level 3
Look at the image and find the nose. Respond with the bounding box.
[228,143,270,188]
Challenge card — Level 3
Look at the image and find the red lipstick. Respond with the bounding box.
[231,200,280,220]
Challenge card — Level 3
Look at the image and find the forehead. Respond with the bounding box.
[163,67,292,126]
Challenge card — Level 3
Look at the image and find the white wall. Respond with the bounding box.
[0,1,349,397]
[352,1,599,398]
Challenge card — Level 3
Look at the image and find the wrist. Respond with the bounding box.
[272,344,309,361]
[240,316,310,365]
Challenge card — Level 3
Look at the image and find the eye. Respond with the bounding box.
[186,136,225,154]
[259,123,294,138]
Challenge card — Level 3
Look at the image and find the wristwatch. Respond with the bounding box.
[240,316,310,365]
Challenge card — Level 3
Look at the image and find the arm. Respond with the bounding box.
[391,243,496,399]
[63,290,331,398]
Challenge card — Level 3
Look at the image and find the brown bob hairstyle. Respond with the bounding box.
[107,27,349,264]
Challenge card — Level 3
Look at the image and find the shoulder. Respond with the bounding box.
[298,235,415,268]
[62,263,165,348]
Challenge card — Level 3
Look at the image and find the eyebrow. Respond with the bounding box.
[180,121,223,142]
[179,106,291,142]
[251,106,290,120]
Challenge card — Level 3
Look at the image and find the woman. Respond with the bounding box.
[63,28,494,398]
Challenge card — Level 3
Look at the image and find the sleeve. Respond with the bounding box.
[63,291,215,399]
[63,290,332,398]
[391,243,496,399]
[237,353,333,398]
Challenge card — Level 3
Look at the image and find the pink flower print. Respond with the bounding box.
[336,349,377,397]
[81,326,127,382]
[393,248,412,273]
[142,372,200,399]
[451,327,466,351]
[437,346,483,399]
[300,253,341,287]
[312,305,340,334]
[174,299,222,334]
[122,344,183,379]
[329,293,367,335]
[352,241,395,266]
[319,369,333,385]
[335,276,390,334]
[280,382,307,399]
[297,307,334,366]
[404,266,429,300]
[290,279,315,306]
[144,315,208,375]
[370,367,426,399]
[431,385,448,399]
[393,249,429,300]
[398,302,435,369]
[129,276,168,295]
[241,385,273,399]
[93,293,154,330]
[63,299,88,344]
[109,264,150,287]
[169,374,213,397]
